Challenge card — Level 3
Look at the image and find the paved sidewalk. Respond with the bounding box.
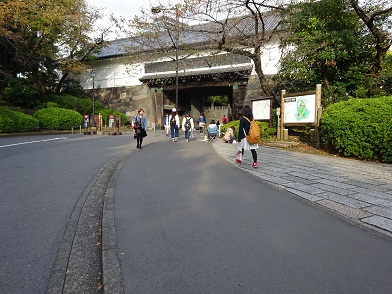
[212,140,392,237]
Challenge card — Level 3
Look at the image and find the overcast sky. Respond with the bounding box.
[87,0,144,20]
[87,0,168,39]
[85,0,141,40]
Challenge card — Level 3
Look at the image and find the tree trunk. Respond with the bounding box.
[56,70,69,94]
[350,1,392,74]
[252,53,272,97]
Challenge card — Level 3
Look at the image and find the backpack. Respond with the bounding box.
[185,118,191,130]
[170,115,176,126]
[243,117,260,144]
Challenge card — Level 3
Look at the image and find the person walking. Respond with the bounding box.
[164,113,170,136]
[181,112,194,142]
[132,108,148,149]
[237,105,258,168]
[198,112,206,135]
[169,108,180,142]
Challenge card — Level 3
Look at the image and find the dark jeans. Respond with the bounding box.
[171,125,179,139]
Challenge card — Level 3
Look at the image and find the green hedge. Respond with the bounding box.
[3,77,40,107]
[45,94,104,115]
[220,119,275,142]
[321,97,392,163]
[33,108,83,130]
[0,107,40,133]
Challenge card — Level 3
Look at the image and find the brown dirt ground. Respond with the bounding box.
[265,135,335,157]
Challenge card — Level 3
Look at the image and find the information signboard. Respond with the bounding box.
[251,98,271,120]
[283,94,316,124]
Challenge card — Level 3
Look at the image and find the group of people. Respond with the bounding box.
[163,110,219,142]
[163,108,195,142]
[132,106,258,168]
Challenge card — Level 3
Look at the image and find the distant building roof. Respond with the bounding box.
[96,11,283,60]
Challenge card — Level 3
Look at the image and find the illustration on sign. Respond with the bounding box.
[295,98,310,121]
[283,94,316,124]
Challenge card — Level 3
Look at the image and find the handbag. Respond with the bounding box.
[133,121,139,131]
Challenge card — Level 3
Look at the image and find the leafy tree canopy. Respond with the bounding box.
[0,0,106,97]
[275,0,392,106]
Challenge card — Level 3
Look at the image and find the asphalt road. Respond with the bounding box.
[1,133,391,293]
[0,134,133,293]
[114,138,392,294]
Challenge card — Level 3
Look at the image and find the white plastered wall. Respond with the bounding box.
[79,38,282,90]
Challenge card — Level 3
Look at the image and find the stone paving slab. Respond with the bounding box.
[287,171,321,181]
[344,179,392,192]
[260,168,289,178]
[362,216,392,232]
[255,173,293,186]
[379,184,392,192]
[314,178,358,190]
[281,175,317,185]
[363,206,392,219]
[317,192,371,209]
[348,193,392,208]
[212,141,392,236]
[348,187,392,200]
[316,200,373,220]
[312,171,350,181]
[283,188,324,202]
[310,183,358,196]
[281,182,325,195]
[261,165,298,174]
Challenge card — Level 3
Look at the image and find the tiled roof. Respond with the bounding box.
[139,64,253,81]
[97,11,282,59]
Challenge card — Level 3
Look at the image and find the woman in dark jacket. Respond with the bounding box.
[238,105,258,168]
[132,108,148,149]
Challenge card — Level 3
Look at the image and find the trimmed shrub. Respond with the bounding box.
[46,94,104,115]
[0,107,39,133]
[45,102,59,108]
[3,78,40,107]
[34,108,83,130]
[321,97,392,163]
[220,119,275,142]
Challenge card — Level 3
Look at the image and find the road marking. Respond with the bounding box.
[0,137,68,148]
